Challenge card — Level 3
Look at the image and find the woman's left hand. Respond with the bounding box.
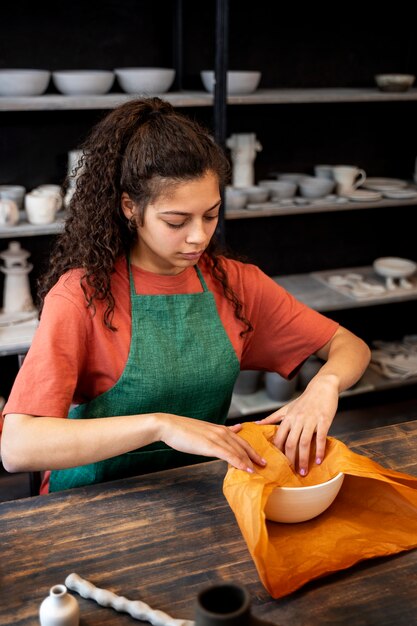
[255,373,339,475]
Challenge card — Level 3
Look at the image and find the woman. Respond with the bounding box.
[0,97,370,493]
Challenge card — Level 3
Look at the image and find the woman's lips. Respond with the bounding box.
[179,251,204,260]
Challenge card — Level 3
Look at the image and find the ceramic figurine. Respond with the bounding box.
[226,133,262,188]
[65,573,193,626]
[194,583,275,626]
[0,241,35,314]
[39,584,79,626]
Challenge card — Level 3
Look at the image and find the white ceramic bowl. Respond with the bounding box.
[52,70,115,95]
[225,187,248,210]
[114,68,175,94]
[373,257,417,279]
[0,69,50,96]
[265,472,345,523]
[299,176,335,198]
[200,71,261,95]
[276,172,307,184]
[374,74,415,92]
[258,180,297,199]
[240,186,270,203]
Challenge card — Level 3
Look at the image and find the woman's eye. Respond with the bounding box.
[166,222,185,229]
[205,214,219,221]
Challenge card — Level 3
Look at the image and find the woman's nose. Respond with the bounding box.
[185,220,207,244]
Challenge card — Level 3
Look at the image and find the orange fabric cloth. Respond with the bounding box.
[4,256,338,419]
[223,423,417,599]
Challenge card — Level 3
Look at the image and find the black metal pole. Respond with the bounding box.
[172,0,183,91]
[214,0,229,244]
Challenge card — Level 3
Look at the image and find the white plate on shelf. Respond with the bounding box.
[363,177,408,191]
[346,190,383,202]
[382,188,417,200]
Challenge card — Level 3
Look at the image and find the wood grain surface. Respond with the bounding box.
[1,421,417,626]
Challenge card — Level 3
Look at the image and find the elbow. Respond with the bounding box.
[1,438,25,473]
[1,415,31,473]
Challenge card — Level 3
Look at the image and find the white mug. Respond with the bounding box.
[25,192,57,224]
[0,198,19,226]
[33,185,63,211]
[333,165,366,195]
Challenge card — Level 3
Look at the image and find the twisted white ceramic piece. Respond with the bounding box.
[65,573,194,626]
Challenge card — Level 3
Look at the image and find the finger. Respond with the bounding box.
[273,419,291,451]
[233,434,267,467]
[255,408,286,425]
[282,424,304,470]
[314,423,328,464]
[228,423,242,433]
[297,423,316,475]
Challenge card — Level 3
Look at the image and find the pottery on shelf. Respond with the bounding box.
[233,370,262,395]
[226,133,262,188]
[264,371,298,402]
[0,241,35,314]
[0,198,19,226]
[39,584,79,626]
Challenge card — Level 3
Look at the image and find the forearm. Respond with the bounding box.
[314,326,371,393]
[1,412,161,473]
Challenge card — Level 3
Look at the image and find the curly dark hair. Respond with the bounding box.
[38,97,253,336]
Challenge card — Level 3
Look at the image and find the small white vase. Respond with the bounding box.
[39,584,79,626]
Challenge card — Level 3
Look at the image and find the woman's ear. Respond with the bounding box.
[121,192,136,220]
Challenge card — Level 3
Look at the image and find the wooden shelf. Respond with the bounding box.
[2,87,417,112]
[226,87,417,105]
[227,367,417,419]
[274,267,417,312]
[0,92,214,111]
[225,196,417,219]
[0,213,66,238]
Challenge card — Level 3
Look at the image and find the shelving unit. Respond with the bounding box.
[2,0,417,416]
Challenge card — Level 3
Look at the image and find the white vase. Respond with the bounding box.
[39,584,79,626]
[226,133,262,188]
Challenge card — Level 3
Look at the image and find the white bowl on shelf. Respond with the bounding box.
[265,472,345,523]
[373,257,417,279]
[114,68,175,94]
[200,70,261,95]
[258,180,297,199]
[0,69,50,96]
[52,70,115,95]
[374,74,415,92]
[299,176,335,198]
[225,186,248,210]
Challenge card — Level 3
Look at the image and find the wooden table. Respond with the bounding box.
[1,421,417,625]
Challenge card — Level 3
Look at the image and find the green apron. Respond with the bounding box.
[50,263,240,492]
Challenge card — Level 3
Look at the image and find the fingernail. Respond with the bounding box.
[300,468,306,476]
[246,467,254,474]
[261,458,267,465]
[316,457,322,465]
[235,423,242,427]
[255,421,262,424]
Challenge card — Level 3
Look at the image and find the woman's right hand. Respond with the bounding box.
[155,413,266,473]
